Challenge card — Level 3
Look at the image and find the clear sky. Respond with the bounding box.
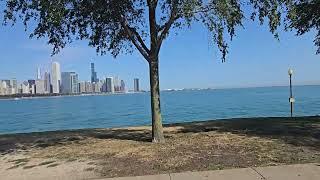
[0,7,319,90]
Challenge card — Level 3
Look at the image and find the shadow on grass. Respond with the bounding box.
[171,116,320,149]
[0,116,319,154]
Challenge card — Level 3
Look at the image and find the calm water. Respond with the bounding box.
[0,85,320,134]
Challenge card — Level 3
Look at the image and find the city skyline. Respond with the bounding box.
[0,61,142,96]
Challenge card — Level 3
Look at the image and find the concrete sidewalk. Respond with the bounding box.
[99,163,320,180]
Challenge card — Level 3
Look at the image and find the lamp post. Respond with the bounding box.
[288,68,294,118]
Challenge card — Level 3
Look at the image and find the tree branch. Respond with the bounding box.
[148,0,158,58]
[119,16,150,62]
[156,0,179,54]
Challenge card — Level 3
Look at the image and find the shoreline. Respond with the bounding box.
[0,91,146,100]
[0,115,319,136]
[1,84,320,100]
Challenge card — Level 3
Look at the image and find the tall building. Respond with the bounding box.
[114,76,120,92]
[120,80,126,92]
[134,78,140,92]
[106,77,114,93]
[91,63,98,83]
[0,81,7,95]
[51,61,61,94]
[79,82,86,93]
[101,79,107,92]
[37,67,41,80]
[85,81,93,93]
[92,82,102,93]
[0,79,18,95]
[8,78,17,94]
[21,81,29,94]
[44,71,51,93]
[28,80,36,94]
[61,72,79,94]
[35,80,45,94]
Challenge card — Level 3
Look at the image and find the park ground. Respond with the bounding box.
[0,116,319,179]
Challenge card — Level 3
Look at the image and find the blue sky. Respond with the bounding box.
[0,9,319,90]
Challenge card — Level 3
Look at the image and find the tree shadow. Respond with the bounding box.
[170,116,320,149]
[0,128,154,154]
[0,116,319,154]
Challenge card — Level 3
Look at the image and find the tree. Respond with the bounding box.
[2,0,296,143]
[287,0,320,54]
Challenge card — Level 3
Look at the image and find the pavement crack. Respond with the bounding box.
[251,167,267,180]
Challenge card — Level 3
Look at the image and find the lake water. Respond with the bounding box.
[0,85,320,134]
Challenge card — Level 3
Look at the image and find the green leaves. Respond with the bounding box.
[3,0,146,57]
[288,0,320,54]
[2,0,318,61]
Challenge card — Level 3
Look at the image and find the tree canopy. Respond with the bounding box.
[2,0,302,62]
[288,0,320,54]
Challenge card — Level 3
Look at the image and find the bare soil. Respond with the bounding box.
[0,116,319,179]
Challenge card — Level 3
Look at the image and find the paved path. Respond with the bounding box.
[99,163,320,180]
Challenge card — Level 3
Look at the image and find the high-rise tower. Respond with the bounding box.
[37,67,41,80]
[134,78,140,92]
[51,61,61,94]
[91,63,98,83]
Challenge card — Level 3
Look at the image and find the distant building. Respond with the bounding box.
[28,80,36,94]
[30,84,36,94]
[79,82,86,93]
[134,78,140,92]
[35,80,46,94]
[44,71,51,93]
[0,81,7,95]
[120,80,126,92]
[28,80,35,87]
[85,81,93,93]
[21,81,29,94]
[91,63,98,83]
[37,67,41,80]
[92,82,102,93]
[114,76,120,92]
[51,61,61,94]
[100,79,107,92]
[61,72,79,94]
[8,79,17,94]
[106,77,114,93]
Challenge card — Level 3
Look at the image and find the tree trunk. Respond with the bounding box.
[149,57,165,143]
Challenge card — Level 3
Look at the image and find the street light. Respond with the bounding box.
[288,68,295,118]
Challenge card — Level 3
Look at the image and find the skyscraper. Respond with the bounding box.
[120,80,126,92]
[21,81,29,94]
[10,78,17,94]
[114,76,120,92]
[35,80,45,94]
[92,82,102,93]
[37,67,41,80]
[28,79,36,94]
[106,77,114,93]
[91,63,98,83]
[101,79,107,92]
[51,61,61,94]
[0,81,7,95]
[44,71,51,93]
[61,72,79,94]
[79,82,86,93]
[134,78,140,92]
[85,81,93,93]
